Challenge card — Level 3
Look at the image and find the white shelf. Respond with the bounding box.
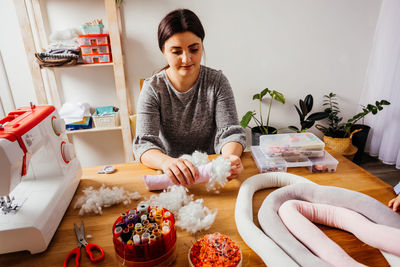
[43,62,114,69]
[16,0,134,162]
[66,126,122,135]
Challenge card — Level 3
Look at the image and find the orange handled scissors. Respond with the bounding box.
[64,221,105,267]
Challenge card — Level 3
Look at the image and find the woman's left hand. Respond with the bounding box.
[223,154,243,180]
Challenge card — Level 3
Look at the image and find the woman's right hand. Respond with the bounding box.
[388,195,400,211]
[160,157,198,186]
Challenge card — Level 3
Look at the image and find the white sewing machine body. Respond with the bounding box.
[0,105,81,254]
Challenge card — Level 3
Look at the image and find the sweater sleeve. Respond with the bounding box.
[213,73,246,153]
[133,81,166,161]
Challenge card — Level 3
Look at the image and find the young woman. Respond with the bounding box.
[133,9,246,186]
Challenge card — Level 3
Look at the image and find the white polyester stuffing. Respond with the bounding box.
[181,151,231,193]
[74,184,141,216]
[175,199,217,233]
[180,150,210,168]
[208,156,231,193]
[141,185,217,233]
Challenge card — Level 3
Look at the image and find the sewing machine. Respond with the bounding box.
[0,104,81,254]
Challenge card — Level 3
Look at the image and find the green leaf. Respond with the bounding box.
[260,88,269,99]
[301,120,315,130]
[307,112,329,121]
[240,111,254,128]
[273,90,286,104]
[253,93,260,100]
[299,99,308,116]
[380,100,390,105]
[295,105,305,121]
[288,126,300,132]
[304,94,313,111]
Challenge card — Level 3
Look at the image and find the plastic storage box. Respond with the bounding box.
[251,146,339,173]
[308,151,339,173]
[79,34,112,64]
[260,132,325,157]
[78,34,109,46]
[81,54,112,64]
[80,45,110,55]
[251,146,287,173]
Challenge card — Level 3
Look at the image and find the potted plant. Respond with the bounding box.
[240,88,285,145]
[288,94,329,133]
[315,92,390,158]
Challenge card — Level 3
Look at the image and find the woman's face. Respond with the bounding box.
[162,31,203,78]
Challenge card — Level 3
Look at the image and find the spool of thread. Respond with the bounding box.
[135,223,143,231]
[127,240,133,245]
[142,219,149,226]
[156,207,163,215]
[161,225,170,235]
[149,234,156,245]
[126,214,135,224]
[141,214,148,222]
[133,234,141,245]
[120,212,127,221]
[121,227,131,243]
[141,232,150,244]
[137,203,149,215]
[150,209,157,216]
[116,221,125,228]
[163,211,172,220]
[127,223,134,230]
[155,214,163,225]
[114,226,123,239]
[162,219,171,227]
[128,209,136,215]
[135,228,143,236]
[148,214,155,222]
[130,214,139,225]
[161,225,172,249]
[153,228,161,240]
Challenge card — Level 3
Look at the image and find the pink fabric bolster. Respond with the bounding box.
[142,162,212,191]
[279,200,400,267]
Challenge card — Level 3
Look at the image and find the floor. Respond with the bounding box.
[357,153,400,187]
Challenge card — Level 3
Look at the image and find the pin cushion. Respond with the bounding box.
[189,233,242,267]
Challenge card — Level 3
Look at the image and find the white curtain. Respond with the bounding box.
[360,0,400,168]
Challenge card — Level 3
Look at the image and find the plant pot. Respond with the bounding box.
[350,124,371,164]
[251,126,277,146]
[323,135,358,160]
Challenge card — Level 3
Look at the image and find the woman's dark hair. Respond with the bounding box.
[158,9,205,51]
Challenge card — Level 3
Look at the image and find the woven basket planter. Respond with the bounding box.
[322,129,361,160]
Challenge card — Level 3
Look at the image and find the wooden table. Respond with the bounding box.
[0,151,396,266]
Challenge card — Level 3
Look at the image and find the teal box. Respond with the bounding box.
[80,23,104,34]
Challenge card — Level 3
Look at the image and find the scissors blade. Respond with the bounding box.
[80,221,85,237]
[74,222,85,247]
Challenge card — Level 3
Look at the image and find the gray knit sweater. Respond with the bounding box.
[133,65,246,160]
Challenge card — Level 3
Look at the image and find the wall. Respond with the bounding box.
[0,0,382,166]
